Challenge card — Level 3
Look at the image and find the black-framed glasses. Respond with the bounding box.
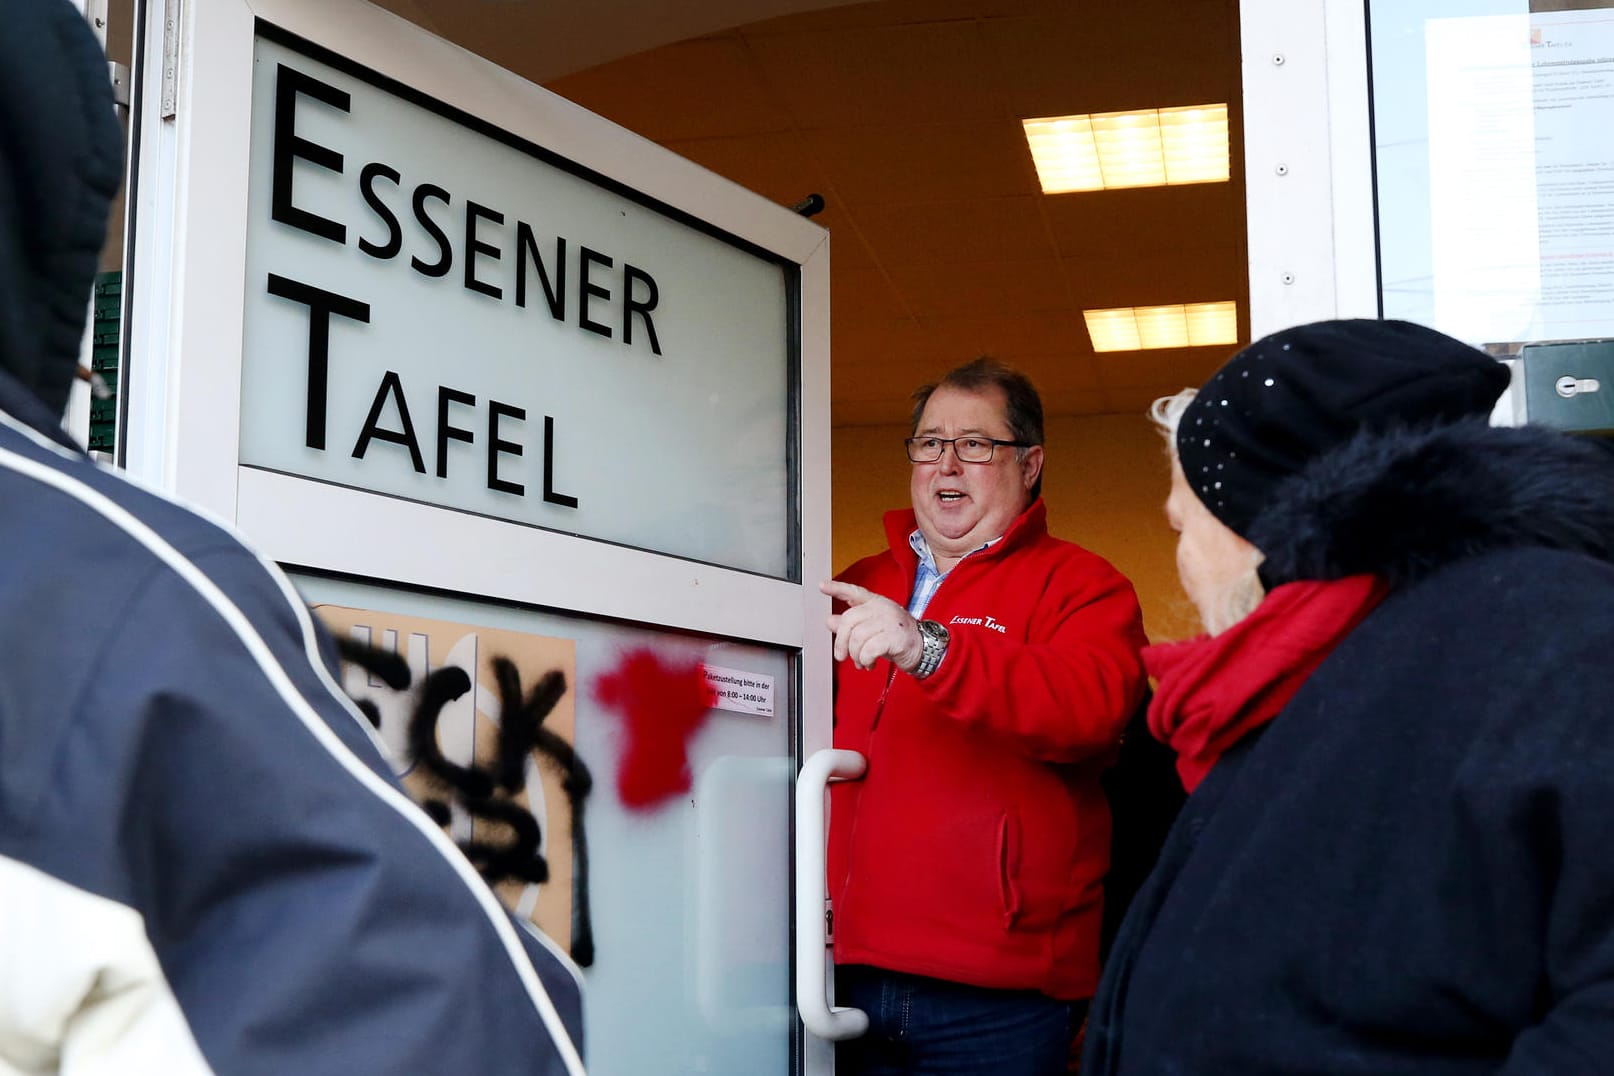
[904,436,1032,464]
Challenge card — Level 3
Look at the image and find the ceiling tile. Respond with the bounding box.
[1040,387,1114,418]
[1060,248,1247,310]
[982,3,1241,120]
[915,309,1084,358]
[804,121,1038,207]
[1098,346,1233,390]
[832,266,912,325]
[1041,183,1245,260]
[830,318,949,366]
[746,21,1005,129]
[886,258,1070,319]
[663,132,832,208]
[855,196,1055,266]
[1102,384,1186,417]
[1010,352,1107,395]
[750,0,1054,36]
[546,35,792,142]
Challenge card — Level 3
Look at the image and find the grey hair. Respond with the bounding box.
[1148,388,1199,442]
[1149,389,1268,636]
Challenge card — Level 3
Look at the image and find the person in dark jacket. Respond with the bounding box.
[1083,318,1614,1074]
[0,3,584,1072]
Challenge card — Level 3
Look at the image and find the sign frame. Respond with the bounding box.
[125,0,834,651]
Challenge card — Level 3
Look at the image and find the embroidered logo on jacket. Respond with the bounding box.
[948,614,1008,634]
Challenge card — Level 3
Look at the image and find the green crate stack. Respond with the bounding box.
[89,271,121,453]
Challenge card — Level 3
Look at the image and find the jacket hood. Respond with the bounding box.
[1248,420,1614,588]
[0,0,123,421]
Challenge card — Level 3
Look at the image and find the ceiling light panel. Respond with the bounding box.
[1023,104,1230,193]
[1083,302,1239,352]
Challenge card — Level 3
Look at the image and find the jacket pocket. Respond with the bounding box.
[996,812,1022,929]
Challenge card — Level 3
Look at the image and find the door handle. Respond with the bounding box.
[795,748,869,1041]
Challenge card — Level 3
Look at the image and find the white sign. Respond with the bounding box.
[1427,10,1614,344]
[239,30,794,577]
[703,664,776,718]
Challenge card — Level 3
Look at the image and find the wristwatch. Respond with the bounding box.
[913,619,950,680]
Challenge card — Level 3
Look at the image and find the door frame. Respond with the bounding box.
[1239,0,1378,337]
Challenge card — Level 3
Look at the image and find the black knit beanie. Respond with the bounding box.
[1176,319,1511,539]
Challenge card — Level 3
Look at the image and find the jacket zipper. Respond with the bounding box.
[867,663,898,732]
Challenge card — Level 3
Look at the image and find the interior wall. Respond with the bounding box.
[830,411,1202,647]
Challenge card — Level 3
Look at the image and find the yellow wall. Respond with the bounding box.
[830,413,1202,646]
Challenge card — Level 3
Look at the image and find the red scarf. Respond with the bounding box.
[1145,574,1389,793]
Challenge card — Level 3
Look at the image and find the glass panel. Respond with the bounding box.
[240,29,796,578]
[295,573,796,1076]
[1370,0,1614,350]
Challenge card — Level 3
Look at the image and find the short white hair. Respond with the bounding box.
[1148,389,1198,448]
[1149,388,1267,636]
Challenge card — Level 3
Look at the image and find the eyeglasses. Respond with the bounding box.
[904,436,1033,464]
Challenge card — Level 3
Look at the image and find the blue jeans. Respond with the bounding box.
[834,965,1082,1075]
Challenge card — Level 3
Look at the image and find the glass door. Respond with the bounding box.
[297,575,800,1075]
[122,0,834,1072]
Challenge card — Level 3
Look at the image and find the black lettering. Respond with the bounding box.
[436,386,476,479]
[464,201,504,300]
[271,65,349,243]
[622,263,662,355]
[358,162,403,260]
[411,184,453,278]
[488,400,525,496]
[265,273,371,451]
[516,224,565,319]
[353,371,426,473]
[543,415,579,509]
[578,247,612,339]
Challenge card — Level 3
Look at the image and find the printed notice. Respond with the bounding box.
[704,664,776,718]
[1427,10,1614,343]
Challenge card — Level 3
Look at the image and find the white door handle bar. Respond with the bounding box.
[794,748,869,1041]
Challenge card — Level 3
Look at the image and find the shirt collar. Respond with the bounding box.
[909,529,1000,572]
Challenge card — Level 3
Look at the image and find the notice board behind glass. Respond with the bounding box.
[1369,0,1614,355]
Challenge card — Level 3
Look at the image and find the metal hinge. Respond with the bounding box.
[161,0,183,119]
[108,61,131,109]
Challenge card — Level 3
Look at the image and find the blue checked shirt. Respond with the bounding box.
[906,530,999,617]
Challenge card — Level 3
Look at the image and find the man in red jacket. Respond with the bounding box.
[822,357,1147,1074]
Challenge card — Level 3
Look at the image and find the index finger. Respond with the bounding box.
[819,579,875,605]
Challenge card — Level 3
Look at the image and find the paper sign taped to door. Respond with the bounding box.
[703,664,775,718]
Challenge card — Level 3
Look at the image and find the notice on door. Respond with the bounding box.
[703,663,776,718]
[1427,10,1614,344]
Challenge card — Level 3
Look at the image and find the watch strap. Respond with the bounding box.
[914,619,949,679]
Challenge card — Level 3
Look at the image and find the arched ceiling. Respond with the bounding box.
[370,0,1247,426]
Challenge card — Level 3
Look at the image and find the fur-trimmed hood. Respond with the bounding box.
[1248,420,1614,588]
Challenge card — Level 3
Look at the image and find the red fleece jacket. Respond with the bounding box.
[828,500,1147,1000]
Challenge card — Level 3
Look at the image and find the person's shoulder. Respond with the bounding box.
[1019,528,1133,582]
[1417,543,1614,621]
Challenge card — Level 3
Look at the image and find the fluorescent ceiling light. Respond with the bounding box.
[1083,302,1239,352]
[1023,104,1230,193]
